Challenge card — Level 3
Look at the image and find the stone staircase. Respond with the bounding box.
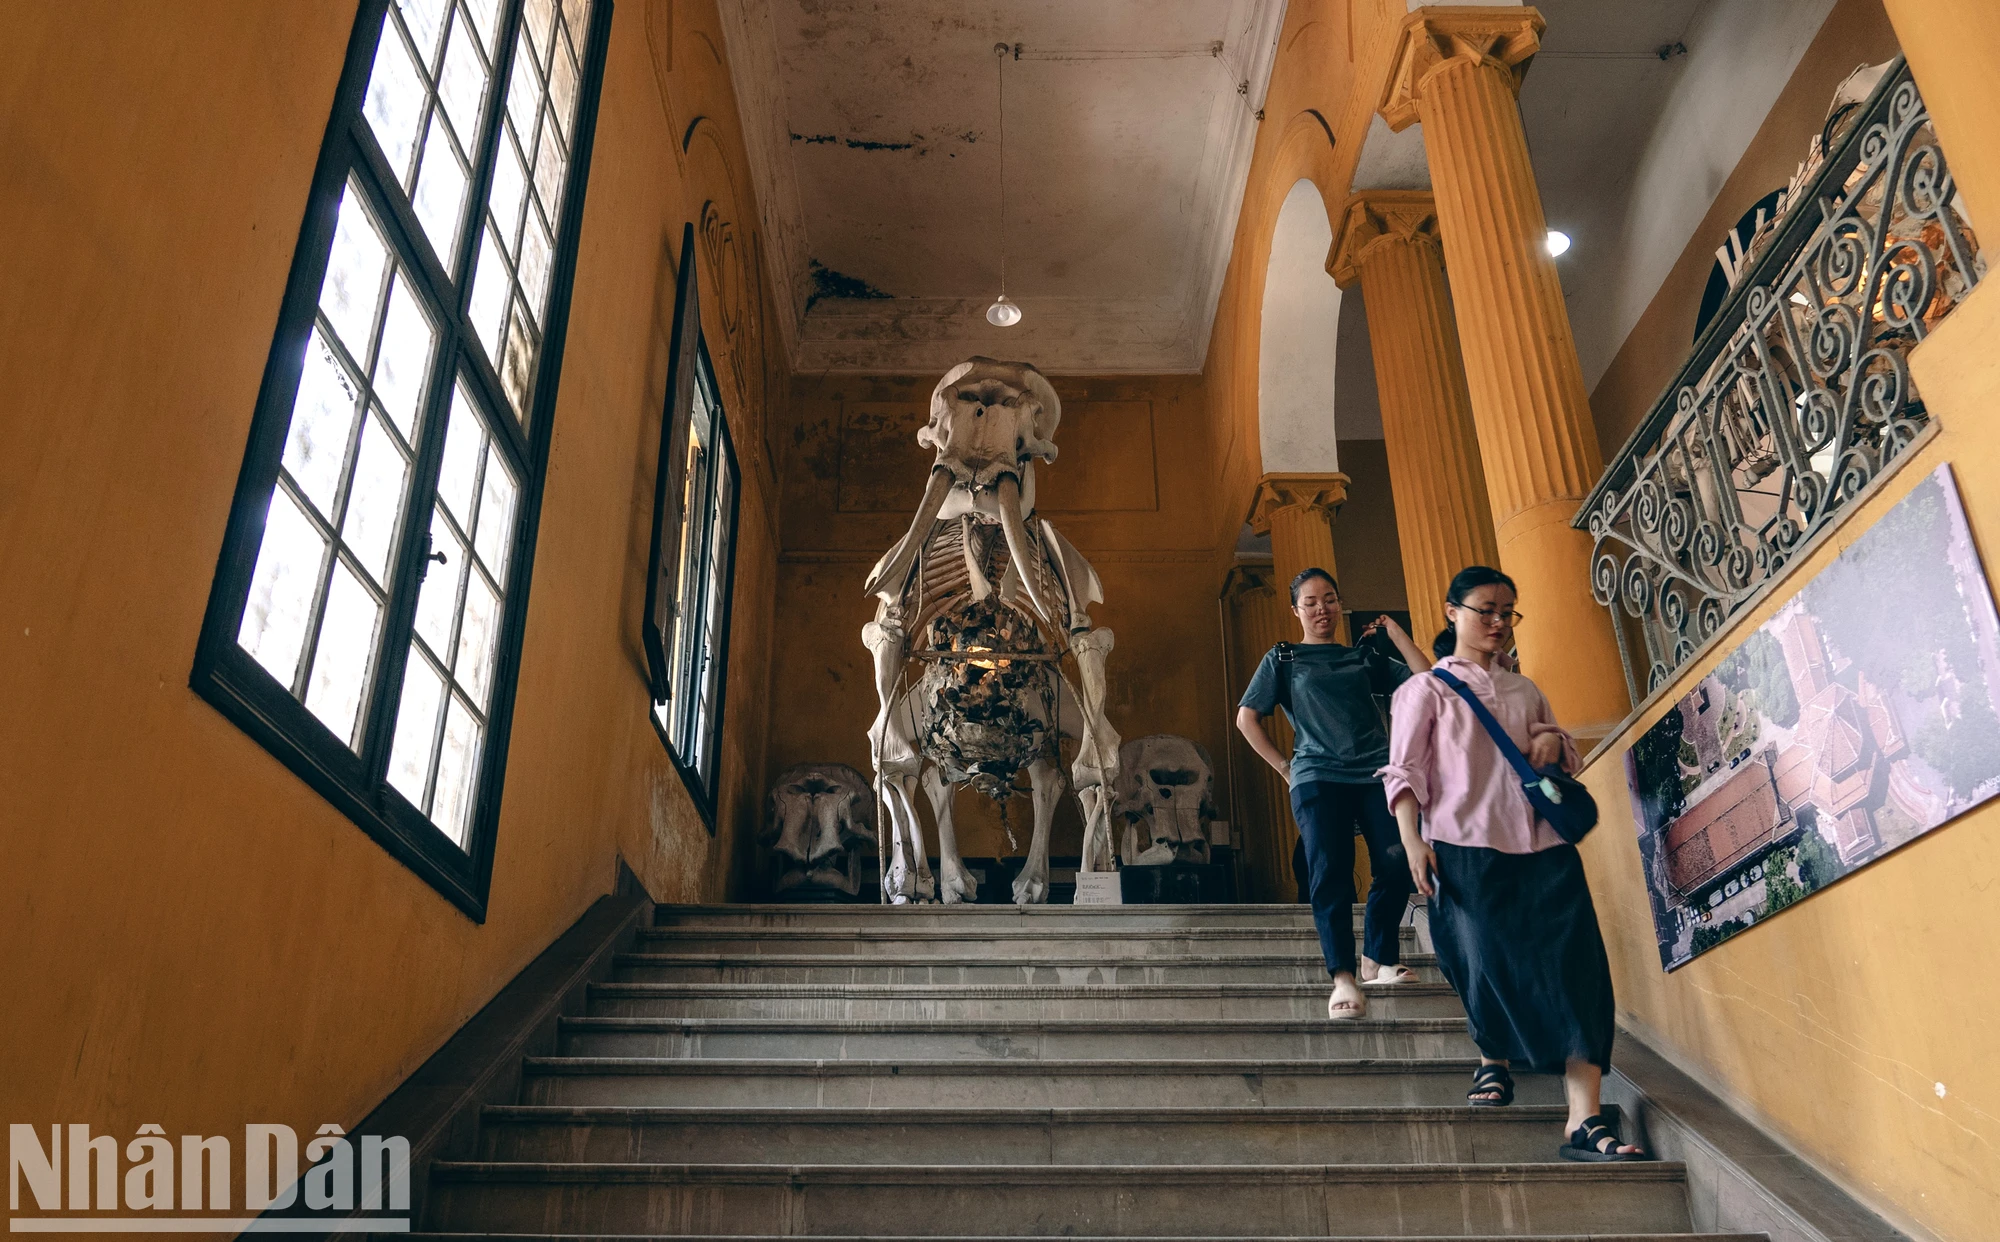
[411,902,1766,1241]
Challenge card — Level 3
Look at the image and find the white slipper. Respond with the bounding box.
[1365,964,1419,985]
[1327,985,1368,1021]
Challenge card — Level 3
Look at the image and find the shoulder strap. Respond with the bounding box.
[1274,641,1294,709]
[1430,667,1541,783]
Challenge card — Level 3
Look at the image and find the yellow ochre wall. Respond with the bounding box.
[0,0,783,1180]
[767,373,1230,867]
[1567,4,1999,1236]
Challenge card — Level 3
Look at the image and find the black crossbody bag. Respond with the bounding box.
[1429,667,1597,845]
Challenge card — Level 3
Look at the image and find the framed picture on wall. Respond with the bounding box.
[643,222,742,829]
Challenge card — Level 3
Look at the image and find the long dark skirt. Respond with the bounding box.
[1429,840,1615,1074]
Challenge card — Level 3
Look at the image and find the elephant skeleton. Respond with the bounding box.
[862,358,1120,904]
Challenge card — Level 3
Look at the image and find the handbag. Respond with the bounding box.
[1430,667,1597,844]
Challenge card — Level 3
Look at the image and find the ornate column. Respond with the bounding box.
[1379,7,1627,736]
[1881,0,2000,236]
[1222,564,1298,902]
[1328,190,1499,642]
[1248,472,1353,645]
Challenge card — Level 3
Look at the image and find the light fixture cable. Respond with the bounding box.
[987,42,1022,327]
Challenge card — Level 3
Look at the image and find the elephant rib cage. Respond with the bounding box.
[904,514,1066,801]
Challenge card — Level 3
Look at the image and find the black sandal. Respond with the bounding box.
[1467,1063,1513,1107]
[1560,1113,1650,1162]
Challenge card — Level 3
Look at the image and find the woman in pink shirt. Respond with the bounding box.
[1379,566,1647,1162]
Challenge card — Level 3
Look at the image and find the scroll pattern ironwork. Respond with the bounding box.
[1575,60,1982,695]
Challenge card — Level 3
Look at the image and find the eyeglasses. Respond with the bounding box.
[1455,605,1524,627]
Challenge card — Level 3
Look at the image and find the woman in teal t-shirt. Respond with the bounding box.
[1235,568,1431,1019]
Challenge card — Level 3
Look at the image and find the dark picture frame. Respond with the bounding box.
[643,225,741,831]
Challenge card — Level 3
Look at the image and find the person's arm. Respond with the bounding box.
[1235,706,1291,785]
[1352,612,1432,668]
[1391,791,1437,897]
[1377,615,1431,672]
[1525,687,1580,771]
[1379,679,1440,895]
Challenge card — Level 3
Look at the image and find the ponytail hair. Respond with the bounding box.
[1431,565,1519,662]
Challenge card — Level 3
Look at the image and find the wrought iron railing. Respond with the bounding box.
[1575,58,1983,700]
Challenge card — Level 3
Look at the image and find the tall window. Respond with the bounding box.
[643,229,740,824]
[193,0,610,919]
[652,353,739,808]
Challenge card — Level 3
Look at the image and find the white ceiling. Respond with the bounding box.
[718,0,1288,374]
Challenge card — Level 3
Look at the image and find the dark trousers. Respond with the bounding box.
[1289,780,1414,977]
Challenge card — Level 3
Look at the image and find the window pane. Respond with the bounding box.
[364,19,427,186]
[283,329,363,519]
[519,211,552,318]
[436,387,485,523]
[488,128,528,250]
[431,696,483,846]
[564,0,592,39]
[524,0,557,61]
[396,0,449,71]
[468,227,510,358]
[372,276,436,438]
[473,453,517,577]
[505,30,541,141]
[455,569,501,706]
[413,114,469,266]
[387,645,445,806]
[499,303,534,416]
[531,118,566,221]
[305,562,382,747]
[239,488,328,689]
[436,15,488,145]
[319,186,390,357]
[343,411,411,584]
[463,0,503,53]
[548,34,578,135]
[414,507,465,657]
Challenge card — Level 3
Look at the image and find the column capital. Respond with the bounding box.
[1327,190,1442,288]
[1379,6,1544,132]
[1246,472,1350,534]
[1221,561,1278,602]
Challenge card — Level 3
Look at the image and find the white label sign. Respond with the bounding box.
[1072,870,1123,905]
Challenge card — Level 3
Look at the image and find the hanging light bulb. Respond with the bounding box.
[1545,229,1572,258]
[986,42,1022,327]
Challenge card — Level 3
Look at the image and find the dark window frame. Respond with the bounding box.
[190,0,612,921]
[643,231,741,829]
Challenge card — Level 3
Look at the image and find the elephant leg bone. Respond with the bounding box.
[920,764,978,904]
[1014,757,1062,905]
[1061,629,1122,873]
[880,769,935,904]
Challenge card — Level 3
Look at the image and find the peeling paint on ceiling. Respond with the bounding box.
[718,0,1289,374]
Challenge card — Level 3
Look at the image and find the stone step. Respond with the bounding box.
[477,1104,1601,1166]
[653,903,1341,931]
[422,1161,1691,1237]
[633,926,1408,957]
[556,1016,1479,1061]
[409,1235,1756,1242]
[516,1057,1562,1109]
[588,982,1467,1022]
[608,953,1444,987]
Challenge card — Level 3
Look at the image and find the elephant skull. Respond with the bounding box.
[761,763,877,896]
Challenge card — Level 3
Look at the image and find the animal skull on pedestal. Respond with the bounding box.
[760,763,877,897]
[1112,734,1216,865]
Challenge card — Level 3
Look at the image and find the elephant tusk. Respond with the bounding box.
[864,466,954,600]
[994,474,1057,625]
